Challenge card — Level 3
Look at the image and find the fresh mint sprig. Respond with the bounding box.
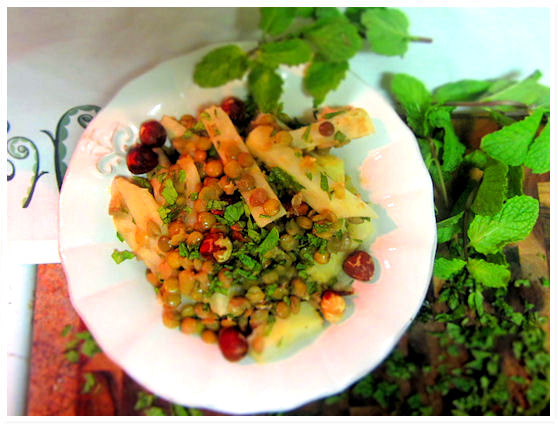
[193,7,430,110]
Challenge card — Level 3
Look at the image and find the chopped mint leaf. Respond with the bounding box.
[111,249,135,264]
[207,199,228,210]
[334,130,348,144]
[268,167,305,193]
[82,372,96,394]
[65,350,79,363]
[320,172,329,192]
[189,192,199,201]
[305,172,313,180]
[224,201,245,224]
[133,176,152,190]
[256,227,279,256]
[161,178,178,205]
[60,324,72,337]
[323,110,346,119]
[116,231,124,242]
[178,169,186,183]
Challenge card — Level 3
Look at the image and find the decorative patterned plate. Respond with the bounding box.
[59,42,436,414]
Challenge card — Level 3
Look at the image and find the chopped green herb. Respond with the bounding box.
[302,125,311,142]
[320,172,329,192]
[133,176,152,190]
[161,178,178,205]
[111,249,136,264]
[82,373,97,394]
[189,192,199,200]
[224,201,245,224]
[178,169,186,183]
[334,130,348,144]
[324,110,347,119]
[116,231,124,242]
[305,172,313,180]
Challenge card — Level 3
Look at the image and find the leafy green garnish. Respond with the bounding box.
[436,212,464,243]
[268,167,305,193]
[256,227,279,256]
[361,8,413,56]
[116,231,124,242]
[303,60,349,107]
[161,178,178,205]
[471,161,508,216]
[111,249,135,264]
[434,257,466,280]
[133,176,153,191]
[481,108,546,166]
[224,201,246,224]
[248,64,283,113]
[303,16,362,62]
[320,172,329,192]
[82,373,97,394]
[259,39,312,66]
[260,7,296,36]
[467,259,511,288]
[468,195,539,254]
[193,45,248,88]
[524,122,550,174]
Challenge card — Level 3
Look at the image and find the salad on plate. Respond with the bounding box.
[108,97,379,362]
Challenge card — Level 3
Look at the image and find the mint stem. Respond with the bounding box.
[428,137,449,209]
[409,35,433,43]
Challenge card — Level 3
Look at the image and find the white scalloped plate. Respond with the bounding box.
[59,42,436,414]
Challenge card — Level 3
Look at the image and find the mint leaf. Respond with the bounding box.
[436,212,464,243]
[467,289,484,316]
[82,373,96,394]
[161,178,178,205]
[111,249,135,264]
[390,73,432,136]
[133,176,153,191]
[296,7,314,18]
[259,39,312,67]
[224,201,245,224]
[260,7,296,36]
[345,7,372,25]
[464,150,490,169]
[507,166,524,198]
[303,17,362,62]
[433,79,492,103]
[315,7,342,19]
[481,108,546,166]
[434,257,466,279]
[193,45,248,88]
[248,64,283,113]
[361,8,411,56]
[524,122,550,174]
[471,161,508,216]
[304,60,348,106]
[467,258,511,288]
[481,70,550,108]
[116,231,124,242]
[468,195,539,254]
[320,172,329,192]
[427,106,466,172]
[256,227,280,256]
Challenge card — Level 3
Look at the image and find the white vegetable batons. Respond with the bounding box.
[290,108,375,151]
[200,106,287,228]
[246,125,377,219]
[109,176,167,275]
